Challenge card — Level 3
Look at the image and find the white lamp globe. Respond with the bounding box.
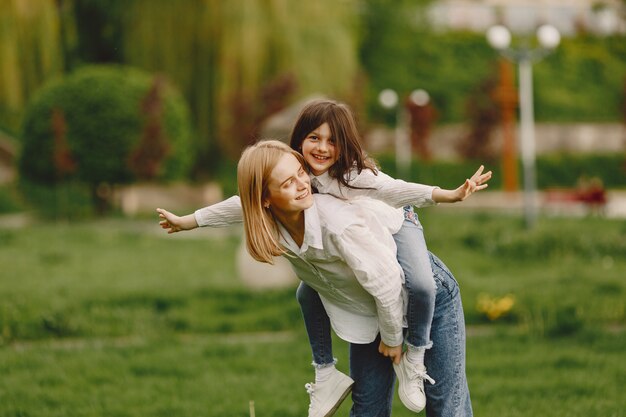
[410,89,430,106]
[486,25,511,50]
[379,89,399,109]
[537,24,560,49]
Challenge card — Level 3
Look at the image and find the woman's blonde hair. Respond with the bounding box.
[237,139,306,264]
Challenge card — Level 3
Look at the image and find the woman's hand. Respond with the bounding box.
[379,340,403,365]
[432,165,492,203]
[156,208,198,234]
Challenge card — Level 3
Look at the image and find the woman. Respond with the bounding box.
[235,139,472,417]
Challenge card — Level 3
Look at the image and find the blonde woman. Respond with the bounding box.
[233,140,471,417]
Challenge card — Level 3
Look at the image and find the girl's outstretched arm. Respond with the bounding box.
[314,165,492,208]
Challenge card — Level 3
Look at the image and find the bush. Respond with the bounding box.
[0,185,25,214]
[19,65,193,187]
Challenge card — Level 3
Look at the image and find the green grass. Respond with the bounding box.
[0,210,625,416]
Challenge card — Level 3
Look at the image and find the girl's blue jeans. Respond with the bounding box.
[296,252,472,417]
[395,207,436,349]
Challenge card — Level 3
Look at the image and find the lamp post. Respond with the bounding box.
[379,88,411,178]
[487,24,560,228]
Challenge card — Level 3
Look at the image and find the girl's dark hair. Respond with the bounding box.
[289,99,378,189]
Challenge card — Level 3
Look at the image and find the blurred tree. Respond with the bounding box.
[72,0,125,65]
[0,0,70,133]
[123,0,361,173]
[19,65,192,213]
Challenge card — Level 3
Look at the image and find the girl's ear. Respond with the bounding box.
[262,199,270,209]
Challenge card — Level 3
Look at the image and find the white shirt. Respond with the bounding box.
[310,168,438,209]
[194,168,437,227]
[279,194,406,346]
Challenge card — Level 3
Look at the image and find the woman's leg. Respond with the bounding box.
[349,334,396,417]
[393,212,436,349]
[424,252,473,417]
[296,281,335,367]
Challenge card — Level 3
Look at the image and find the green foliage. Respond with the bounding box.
[124,0,361,162]
[0,0,66,133]
[0,184,25,213]
[19,64,193,187]
[16,180,96,220]
[361,20,626,124]
[535,35,626,122]
[536,153,626,188]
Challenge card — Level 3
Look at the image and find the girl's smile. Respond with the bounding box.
[301,122,339,176]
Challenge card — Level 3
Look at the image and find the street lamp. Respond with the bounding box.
[379,88,411,178]
[487,24,560,228]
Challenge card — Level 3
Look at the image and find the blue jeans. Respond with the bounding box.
[394,208,436,349]
[296,252,473,417]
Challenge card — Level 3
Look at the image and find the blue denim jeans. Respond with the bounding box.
[296,252,473,417]
[394,207,436,349]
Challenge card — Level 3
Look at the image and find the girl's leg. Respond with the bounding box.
[393,209,436,349]
[391,209,438,413]
[296,281,335,367]
[424,252,473,417]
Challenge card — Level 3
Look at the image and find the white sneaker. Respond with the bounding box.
[393,354,436,413]
[305,368,354,417]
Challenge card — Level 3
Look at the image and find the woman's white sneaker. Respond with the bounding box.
[305,368,354,417]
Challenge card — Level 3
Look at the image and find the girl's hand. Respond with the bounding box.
[156,208,198,233]
[431,165,492,203]
[378,340,403,365]
[454,165,492,202]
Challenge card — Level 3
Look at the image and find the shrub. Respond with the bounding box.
[19,65,193,210]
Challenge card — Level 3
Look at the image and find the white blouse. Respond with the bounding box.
[278,194,406,346]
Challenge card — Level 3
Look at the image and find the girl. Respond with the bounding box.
[158,100,489,415]
[237,139,472,416]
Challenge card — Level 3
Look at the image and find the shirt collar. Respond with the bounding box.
[277,199,324,253]
[310,171,333,191]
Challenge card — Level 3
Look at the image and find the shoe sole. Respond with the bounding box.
[323,381,354,417]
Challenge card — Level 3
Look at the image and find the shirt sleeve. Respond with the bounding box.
[322,169,439,209]
[332,222,405,347]
[193,195,243,227]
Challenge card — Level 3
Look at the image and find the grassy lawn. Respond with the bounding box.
[1,210,624,416]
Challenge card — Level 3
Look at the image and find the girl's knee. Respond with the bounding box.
[406,277,437,299]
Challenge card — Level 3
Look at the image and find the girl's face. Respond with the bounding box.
[265,153,313,216]
[301,123,339,176]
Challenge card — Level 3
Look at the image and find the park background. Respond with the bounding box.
[1,0,625,416]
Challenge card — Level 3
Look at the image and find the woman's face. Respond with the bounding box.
[265,153,313,216]
[300,122,339,176]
